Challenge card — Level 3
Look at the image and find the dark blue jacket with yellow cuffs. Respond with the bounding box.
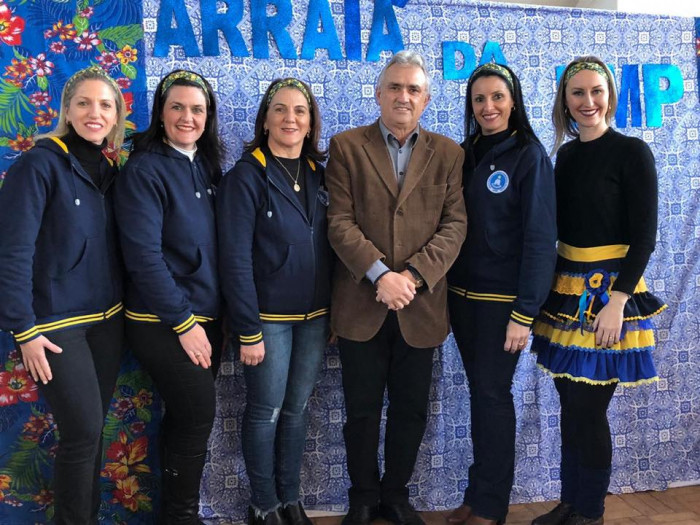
[217,148,332,345]
[447,134,557,326]
[0,137,123,344]
[114,141,220,334]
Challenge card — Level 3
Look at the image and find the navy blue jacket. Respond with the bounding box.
[114,142,220,334]
[0,137,123,343]
[448,135,557,326]
[217,148,332,345]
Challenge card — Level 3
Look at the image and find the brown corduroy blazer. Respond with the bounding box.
[326,121,467,348]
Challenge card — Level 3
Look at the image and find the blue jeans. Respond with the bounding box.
[241,316,329,512]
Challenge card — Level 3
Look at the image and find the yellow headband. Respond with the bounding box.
[161,70,209,99]
[267,78,311,107]
[564,61,609,83]
[472,63,514,91]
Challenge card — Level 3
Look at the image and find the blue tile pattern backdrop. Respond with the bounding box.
[1,0,700,522]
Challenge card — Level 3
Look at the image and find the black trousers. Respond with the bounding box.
[125,320,223,457]
[555,376,616,518]
[448,296,521,522]
[39,313,125,525]
[339,311,435,506]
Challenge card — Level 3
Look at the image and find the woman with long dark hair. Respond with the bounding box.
[446,63,557,525]
[0,65,127,524]
[530,56,665,525]
[114,69,225,524]
[218,78,332,525]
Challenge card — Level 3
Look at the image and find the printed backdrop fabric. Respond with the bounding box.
[1,0,699,523]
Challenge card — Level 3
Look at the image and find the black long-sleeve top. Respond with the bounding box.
[555,128,658,295]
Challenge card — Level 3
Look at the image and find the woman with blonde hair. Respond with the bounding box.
[530,56,666,525]
[0,65,127,523]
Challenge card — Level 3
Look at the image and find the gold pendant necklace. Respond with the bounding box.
[273,155,301,192]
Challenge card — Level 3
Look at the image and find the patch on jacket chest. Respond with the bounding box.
[486,170,509,194]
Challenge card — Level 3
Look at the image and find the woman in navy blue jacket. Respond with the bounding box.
[0,66,127,523]
[114,70,225,524]
[218,78,332,525]
[446,64,557,525]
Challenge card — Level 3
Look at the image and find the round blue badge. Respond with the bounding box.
[486,170,509,193]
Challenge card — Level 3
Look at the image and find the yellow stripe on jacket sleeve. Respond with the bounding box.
[173,314,196,334]
[240,332,263,344]
[510,311,534,326]
[13,326,40,343]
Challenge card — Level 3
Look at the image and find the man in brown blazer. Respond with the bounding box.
[326,50,467,525]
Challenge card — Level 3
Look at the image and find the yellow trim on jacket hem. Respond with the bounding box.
[557,242,629,262]
[448,286,516,303]
[14,303,124,342]
[259,307,330,322]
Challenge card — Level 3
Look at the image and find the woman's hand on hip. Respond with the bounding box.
[240,341,265,366]
[20,335,63,384]
[178,323,212,368]
[504,320,531,353]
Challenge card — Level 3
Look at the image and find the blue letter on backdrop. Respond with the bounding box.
[478,41,507,66]
[250,0,297,59]
[366,0,404,62]
[642,64,683,127]
[442,41,476,80]
[344,0,361,61]
[201,0,249,57]
[154,0,200,57]
[615,65,642,128]
[301,0,343,60]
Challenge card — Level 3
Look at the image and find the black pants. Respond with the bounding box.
[555,377,616,519]
[125,320,222,457]
[448,296,521,522]
[339,312,435,506]
[39,313,125,525]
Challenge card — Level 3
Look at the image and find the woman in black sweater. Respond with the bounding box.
[530,56,666,525]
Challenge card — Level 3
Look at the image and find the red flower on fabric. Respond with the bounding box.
[49,41,66,54]
[0,363,39,405]
[102,431,150,481]
[0,3,25,46]
[80,7,94,19]
[33,489,53,508]
[7,133,34,152]
[97,51,120,71]
[29,91,51,107]
[4,57,31,83]
[23,412,55,443]
[112,475,150,512]
[53,21,77,41]
[116,77,132,90]
[28,53,54,77]
[34,108,58,127]
[74,30,100,51]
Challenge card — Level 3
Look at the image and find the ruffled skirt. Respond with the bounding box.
[531,243,666,386]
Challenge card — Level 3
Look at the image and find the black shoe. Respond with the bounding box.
[564,514,603,525]
[160,451,207,524]
[248,506,288,525]
[378,502,425,525]
[531,502,574,525]
[342,504,379,525]
[282,502,313,525]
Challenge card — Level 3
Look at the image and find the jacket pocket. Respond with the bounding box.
[258,243,314,311]
[172,244,219,307]
[51,237,109,314]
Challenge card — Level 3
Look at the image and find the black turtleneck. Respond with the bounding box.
[61,126,109,191]
[473,128,513,166]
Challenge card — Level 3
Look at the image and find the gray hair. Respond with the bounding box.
[376,50,432,95]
